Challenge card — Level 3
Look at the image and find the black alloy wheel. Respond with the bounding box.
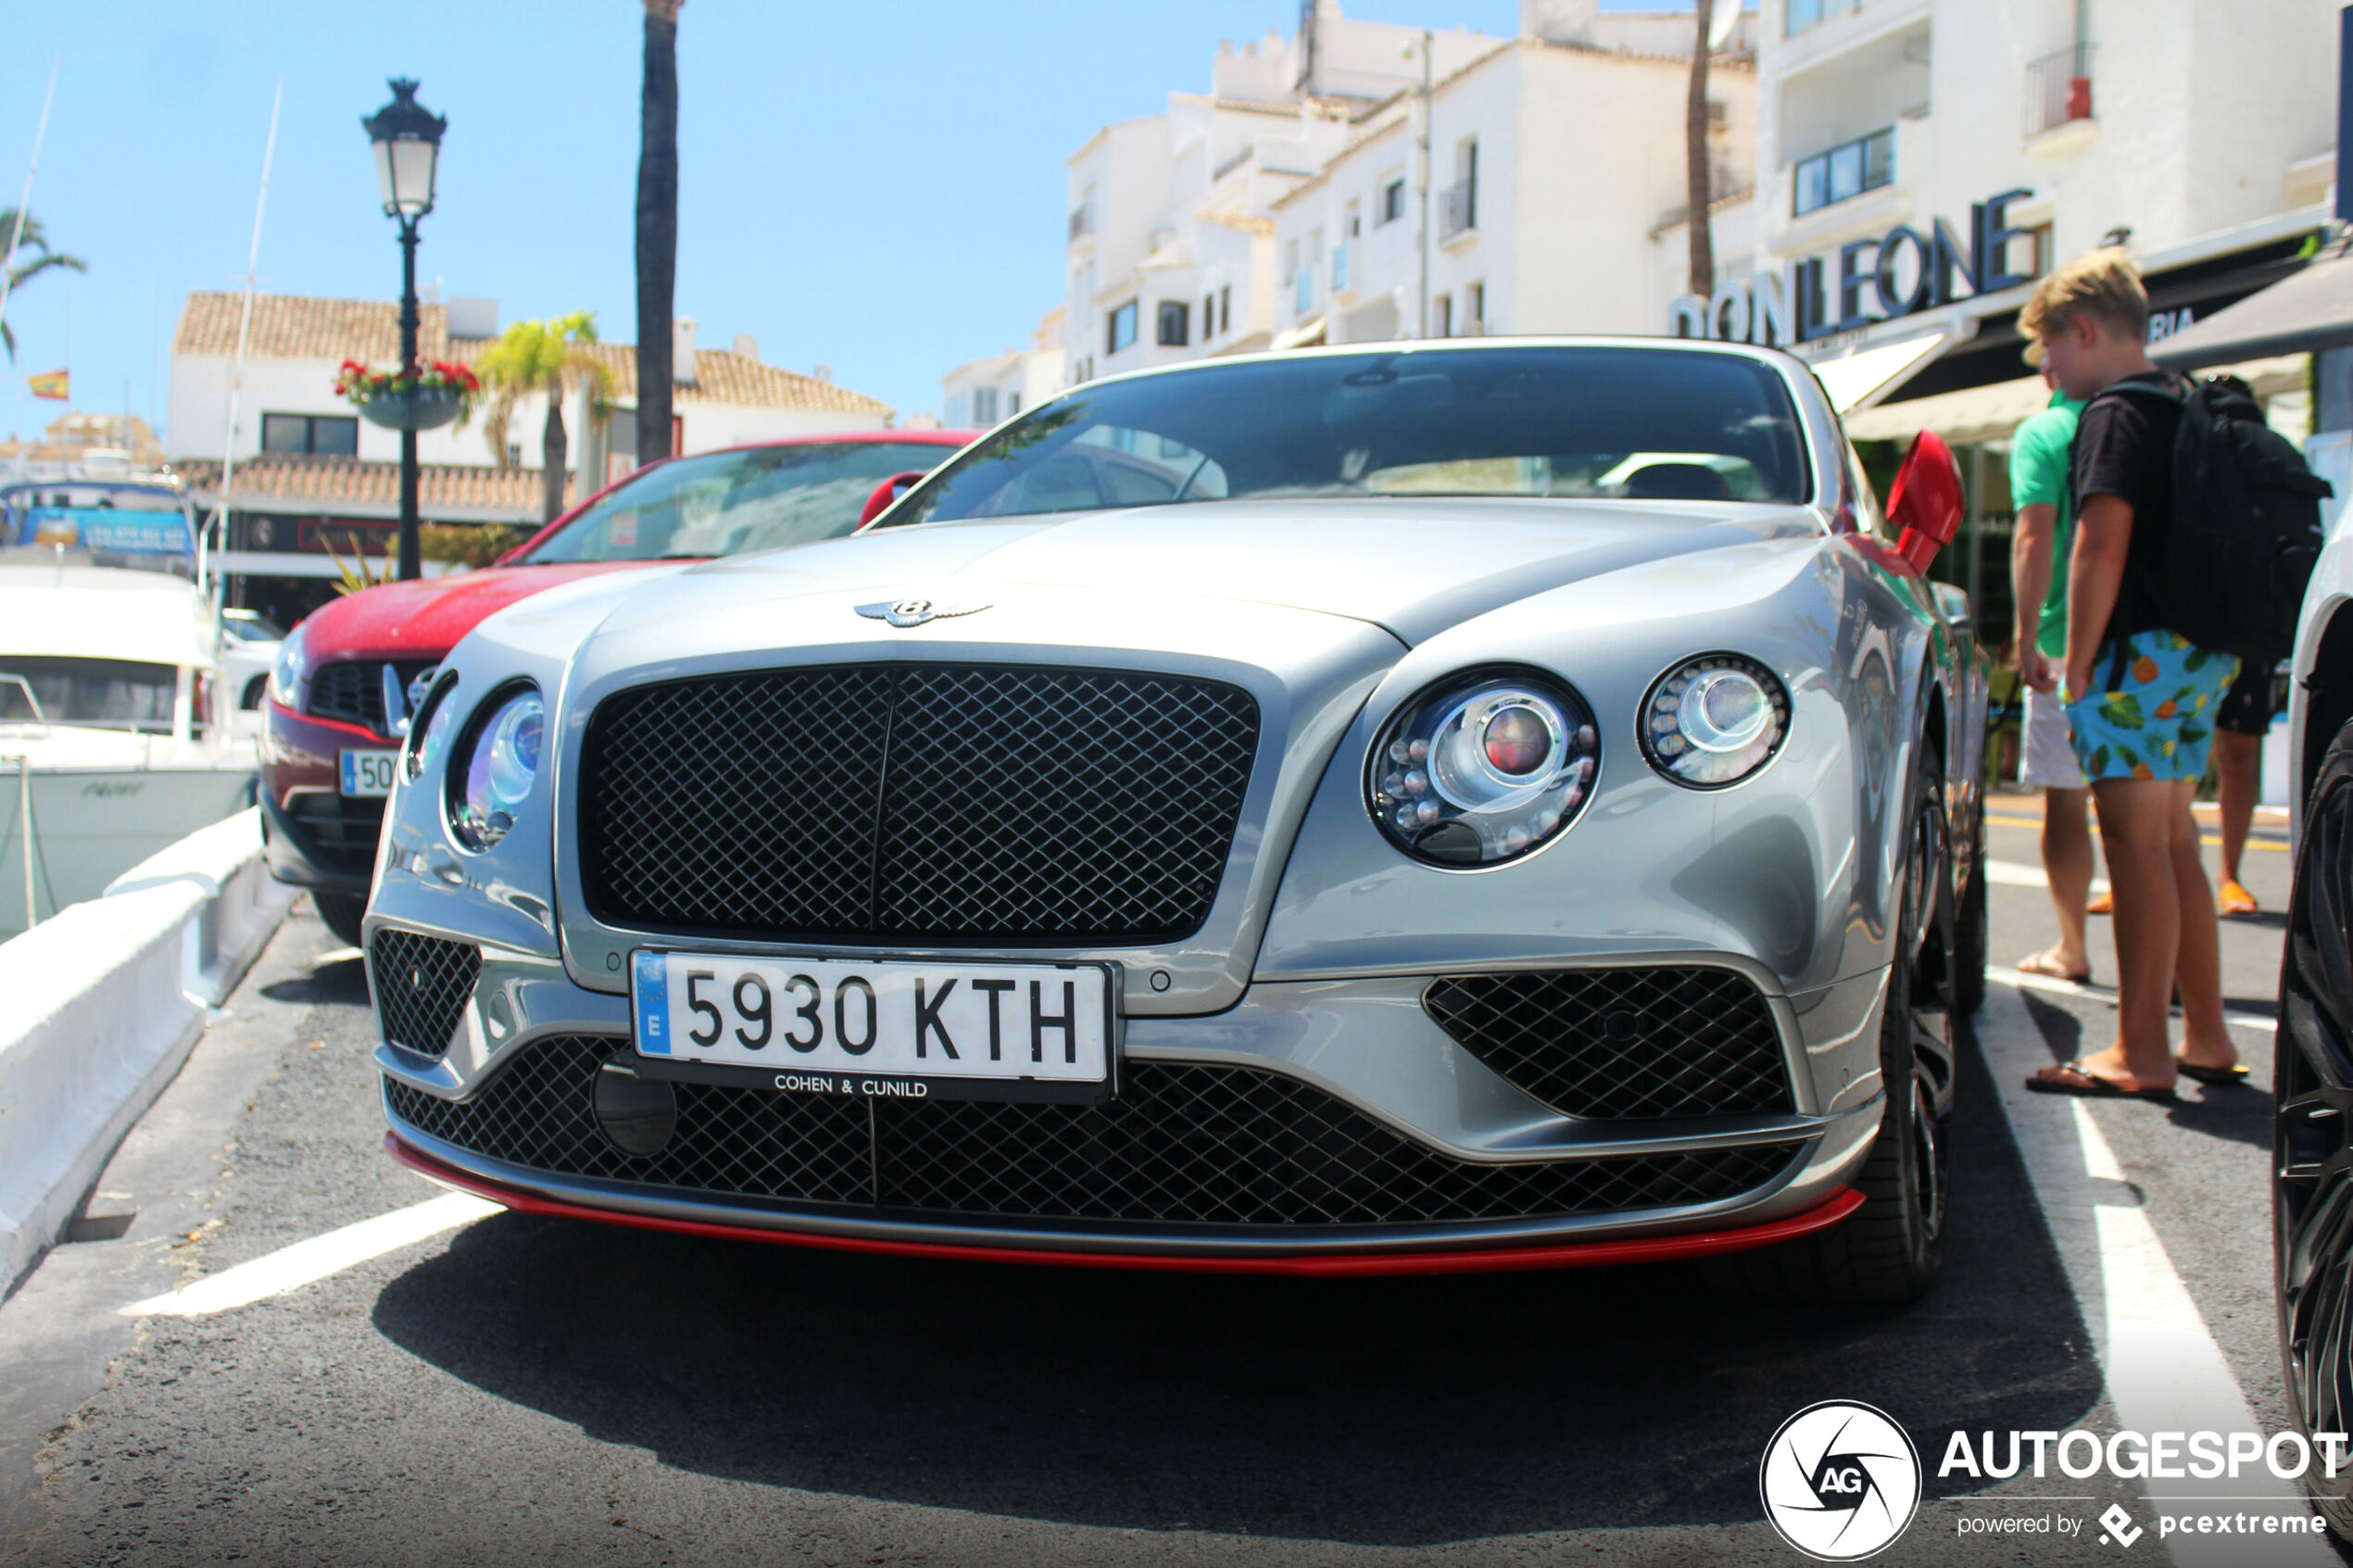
[1734,768,1957,1305]
[316,891,370,950]
[2276,716,2353,1539]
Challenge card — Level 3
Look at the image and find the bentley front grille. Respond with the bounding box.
[578,664,1260,946]
[371,929,481,1059]
[1422,967,1794,1120]
[384,1037,1802,1227]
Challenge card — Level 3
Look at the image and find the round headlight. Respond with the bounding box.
[1640,654,1791,788]
[1367,671,1600,867]
[448,687,545,850]
[403,671,459,783]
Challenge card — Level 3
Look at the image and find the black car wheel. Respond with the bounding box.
[2276,716,2353,1538]
[316,891,369,950]
[1734,768,1957,1305]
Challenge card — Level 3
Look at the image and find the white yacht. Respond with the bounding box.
[0,511,260,941]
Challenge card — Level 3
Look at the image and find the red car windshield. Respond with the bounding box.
[522,441,953,564]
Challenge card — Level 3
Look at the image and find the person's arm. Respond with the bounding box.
[2063,493,2133,700]
[2010,501,2059,690]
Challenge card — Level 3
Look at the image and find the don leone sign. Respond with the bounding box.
[1669,189,2042,348]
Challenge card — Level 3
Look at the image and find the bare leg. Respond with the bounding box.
[2077,777,2182,1088]
[2035,785,2094,974]
[2168,777,2236,1071]
[2215,728,2260,887]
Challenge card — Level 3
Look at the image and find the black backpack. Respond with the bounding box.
[2095,374,2331,668]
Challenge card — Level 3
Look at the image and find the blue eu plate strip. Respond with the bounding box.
[339,753,357,794]
[632,951,670,1053]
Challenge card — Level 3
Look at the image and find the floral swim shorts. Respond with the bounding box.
[2063,629,2239,784]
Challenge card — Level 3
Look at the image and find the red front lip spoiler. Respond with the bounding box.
[387,1133,1862,1278]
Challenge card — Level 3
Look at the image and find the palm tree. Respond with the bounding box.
[0,207,88,362]
[479,312,612,524]
[636,0,683,468]
[1684,0,1717,301]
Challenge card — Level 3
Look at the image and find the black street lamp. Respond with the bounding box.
[362,78,446,582]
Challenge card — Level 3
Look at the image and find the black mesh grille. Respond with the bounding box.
[1423,967,1793,1120]
[578,664,1259,945]
[306,659,436,735]
[371,929,481,1059]
[385,1036,1801,1227]
[284,792,387,875]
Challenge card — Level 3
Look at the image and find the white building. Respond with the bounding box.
[940,308,1066,431]
[165,292,895,619]
[1665,0,2337,414]
[1273,4,1757,346]
[1061,6,1508,383]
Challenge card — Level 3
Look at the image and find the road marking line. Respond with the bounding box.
[1987,810,2291,851]
[120,1193,500,1318]
[1988,966,2278,1035]
[1987,857,2113,893]
[1977,985,2331,1564]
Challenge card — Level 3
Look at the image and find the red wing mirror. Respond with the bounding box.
[1885,429,1963,574]
[857,470,928,530]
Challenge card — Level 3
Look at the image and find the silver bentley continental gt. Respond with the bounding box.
[365,338,1988,1302]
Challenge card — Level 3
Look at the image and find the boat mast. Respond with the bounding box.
[202,75,283,600]
[0,59,58,366]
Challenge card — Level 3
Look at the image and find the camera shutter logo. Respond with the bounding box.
[1759,1400,1922,1561]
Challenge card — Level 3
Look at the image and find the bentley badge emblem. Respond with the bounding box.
[855,596,991,629]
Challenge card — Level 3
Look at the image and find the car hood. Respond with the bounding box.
[584,496,1825,654]
[296,560,660,661]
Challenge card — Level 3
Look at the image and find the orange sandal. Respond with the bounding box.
[2086,890,2113,915]
[2219,879,2258,915]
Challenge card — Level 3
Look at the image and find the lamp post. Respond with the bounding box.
[362,78,446,582]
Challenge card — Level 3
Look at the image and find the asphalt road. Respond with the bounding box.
[0,790,2331,1568]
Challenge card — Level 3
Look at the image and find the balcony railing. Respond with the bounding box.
[1068,204,1094,244]
[1440,178,1477,240]
[1792,126,1895,218]
[1332,243,1351,294]
[1785,0,1857,36]
[2024,44,2095,140]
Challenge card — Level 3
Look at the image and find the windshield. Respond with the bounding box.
[522,441,957,563]
[888,346,1809,526]
[0,656,178,733]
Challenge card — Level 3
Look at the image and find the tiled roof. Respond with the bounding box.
[173,292,894,415]
[175,293,456,362]
[171,455,553,521]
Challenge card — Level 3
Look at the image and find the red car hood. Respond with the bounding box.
[296,561,659,661]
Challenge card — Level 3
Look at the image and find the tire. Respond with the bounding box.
[1733,770,1957,1306]
[316,891,369,950]
[2274,715,2353,1539]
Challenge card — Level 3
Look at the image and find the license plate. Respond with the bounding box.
[340,749,399,797]
[630,950,1117,1104]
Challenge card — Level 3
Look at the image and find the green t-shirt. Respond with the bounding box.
[2008,390,2088,659]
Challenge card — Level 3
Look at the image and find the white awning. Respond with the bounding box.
[1807,329,1959,414]
[1843,354,2311,447]
[1270,316,1328,352]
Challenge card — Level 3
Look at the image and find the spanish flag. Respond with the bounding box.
[28,370,68,401]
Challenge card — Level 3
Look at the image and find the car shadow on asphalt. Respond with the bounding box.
[258,951,371,1009]
[370,1023,2100,1546]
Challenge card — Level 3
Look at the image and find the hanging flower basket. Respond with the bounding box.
[334,358,479,432]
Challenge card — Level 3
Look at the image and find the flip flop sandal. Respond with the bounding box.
[2176,1060,2251,1086]
[2025,1060,2179,1101]
[2016,952,2093,985]
[2087,891,2114,914]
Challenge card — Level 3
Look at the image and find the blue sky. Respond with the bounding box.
[0,0,1701,443]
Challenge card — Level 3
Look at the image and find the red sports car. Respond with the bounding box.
[259,430,974,946]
